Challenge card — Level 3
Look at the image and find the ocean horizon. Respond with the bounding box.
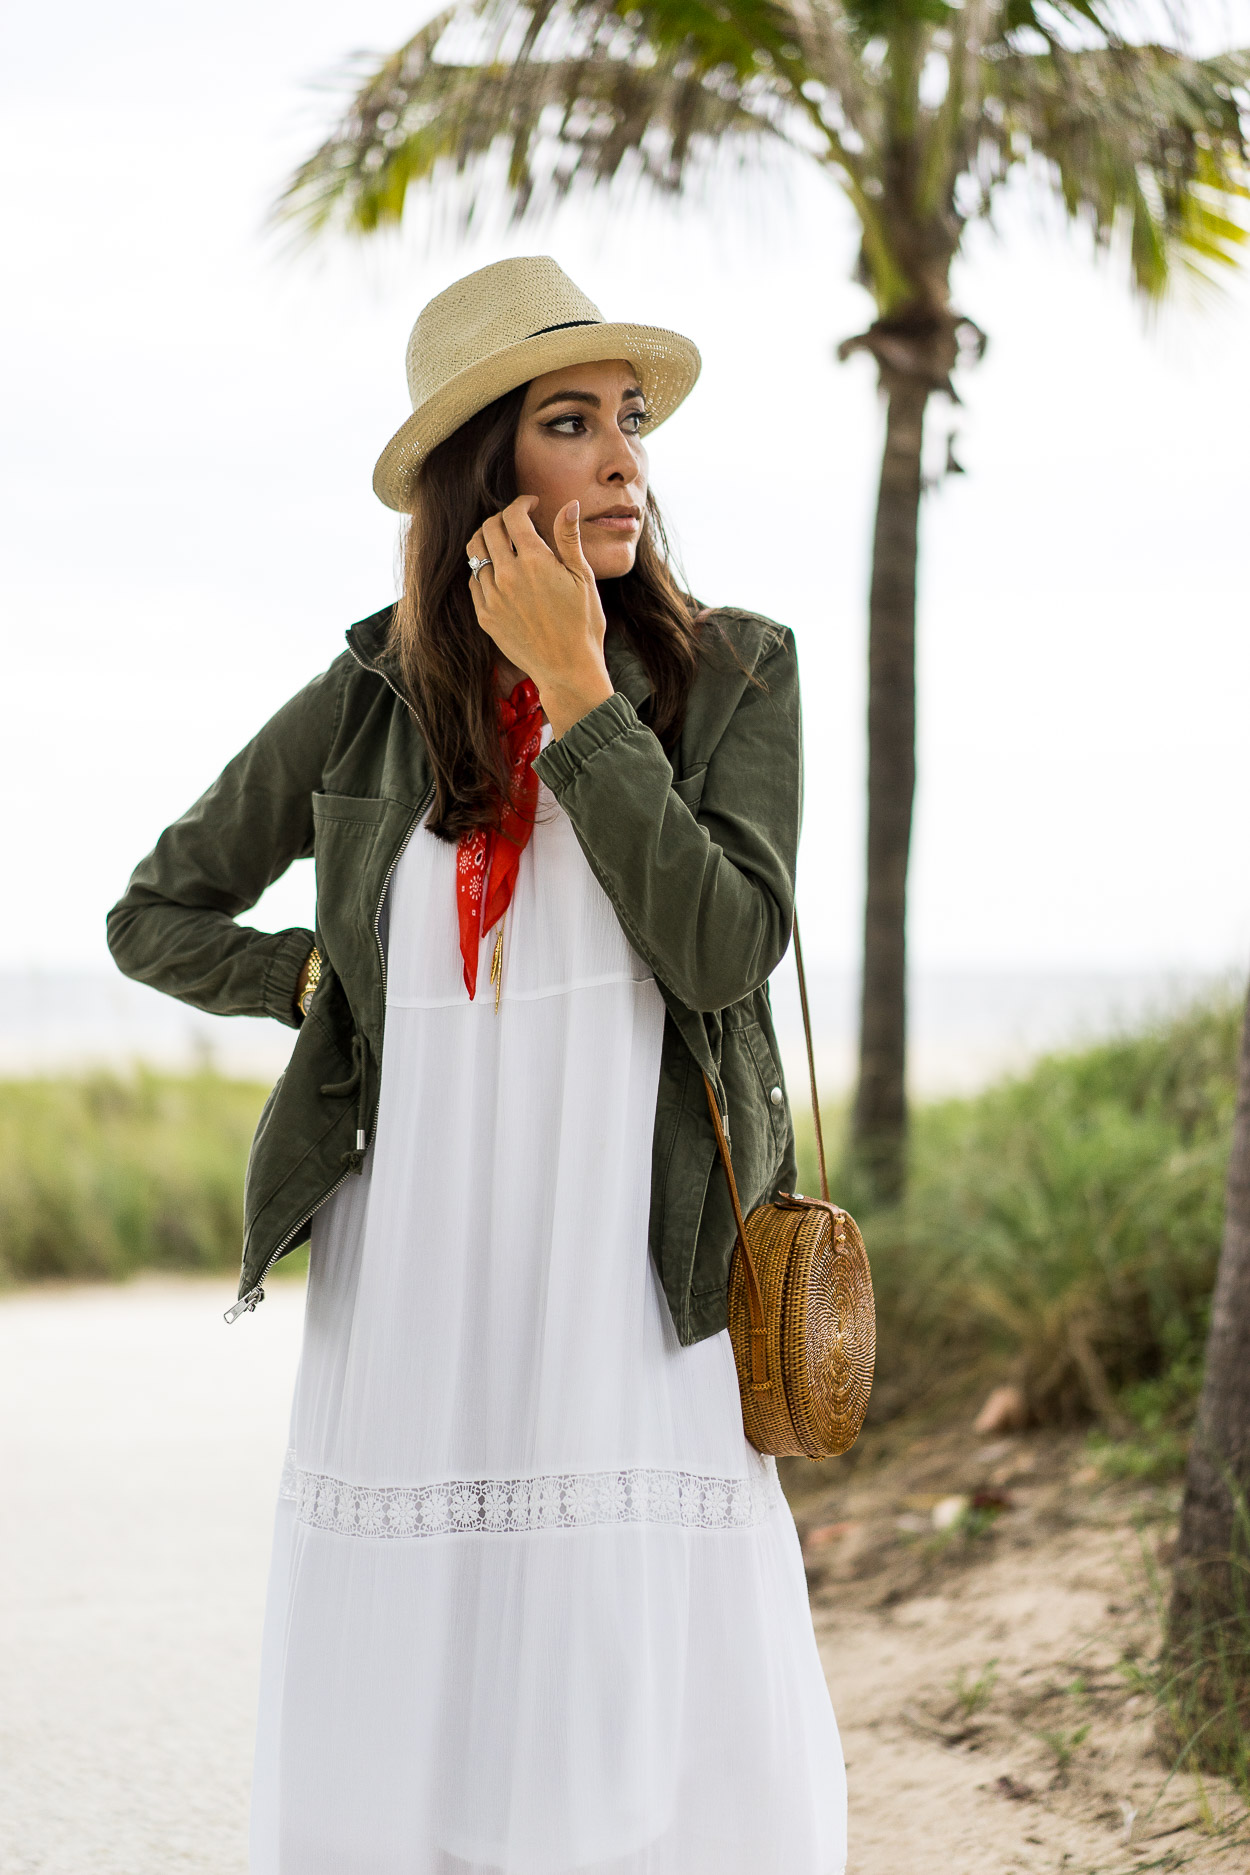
[2,965,1232,1099]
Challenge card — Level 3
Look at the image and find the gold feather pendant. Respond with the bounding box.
[489,915,505,1013]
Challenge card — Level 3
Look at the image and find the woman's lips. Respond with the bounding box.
[585,513,641,533]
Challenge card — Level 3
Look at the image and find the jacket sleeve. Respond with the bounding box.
[533,626,802,1013]
[106,662,345,1027]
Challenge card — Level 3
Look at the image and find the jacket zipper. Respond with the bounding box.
[223,1188,351,1323]
[224,776,434,1325]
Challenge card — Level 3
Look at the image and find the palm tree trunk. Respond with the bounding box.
[851,369,928,1202]
[1167,977,1250,1733]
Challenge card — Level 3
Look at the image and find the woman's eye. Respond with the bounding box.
[542,407,648,436]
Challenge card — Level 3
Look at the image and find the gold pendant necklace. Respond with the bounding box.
[489,914,505,1013]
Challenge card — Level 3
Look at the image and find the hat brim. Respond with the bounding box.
[372,320,701,512]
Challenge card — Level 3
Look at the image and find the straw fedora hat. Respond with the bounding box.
[373,255,701,511]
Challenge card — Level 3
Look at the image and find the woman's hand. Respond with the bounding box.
[466,496,614,739]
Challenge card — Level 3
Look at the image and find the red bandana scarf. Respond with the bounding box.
[455,677,544,1000]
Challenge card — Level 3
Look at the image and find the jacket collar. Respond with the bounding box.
[345,607,653,712]
[604,628,651,710]
[345,606,403,695]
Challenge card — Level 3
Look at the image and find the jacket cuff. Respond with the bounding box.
[534,691,639,795]
[263,926,317,1028]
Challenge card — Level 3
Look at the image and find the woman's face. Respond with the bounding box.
[513,359,650,581]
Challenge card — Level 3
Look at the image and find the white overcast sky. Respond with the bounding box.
[4,0,1248,977]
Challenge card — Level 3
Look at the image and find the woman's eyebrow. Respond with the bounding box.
[534,389,599,411]
[533,385,646,412]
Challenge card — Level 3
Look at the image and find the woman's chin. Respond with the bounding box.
[586,543,638,583]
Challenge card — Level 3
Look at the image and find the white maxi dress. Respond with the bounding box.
[251,735,847,1875]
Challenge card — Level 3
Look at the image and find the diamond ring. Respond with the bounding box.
[467,555,492,579]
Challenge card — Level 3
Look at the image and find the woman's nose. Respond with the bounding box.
[598,434,641,485]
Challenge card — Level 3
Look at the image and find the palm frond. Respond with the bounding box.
[278,0,1250,322]
[278,0,803,238]
[986,43,1250,293]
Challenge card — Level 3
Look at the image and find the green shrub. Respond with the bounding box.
[0,1069,269,1284]
[797,996,1242,1426]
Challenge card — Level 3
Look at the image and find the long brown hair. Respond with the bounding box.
[389,383,703,842]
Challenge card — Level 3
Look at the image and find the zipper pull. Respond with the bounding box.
[224,1286,265,1324]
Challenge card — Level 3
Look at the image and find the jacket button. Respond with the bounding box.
[770,1085,784,1106]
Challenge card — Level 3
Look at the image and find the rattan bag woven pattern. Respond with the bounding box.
[727,1198,875,1459]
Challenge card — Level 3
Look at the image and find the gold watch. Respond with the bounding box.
[297,946,322,1019]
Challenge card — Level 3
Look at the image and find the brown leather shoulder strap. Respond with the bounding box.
[702,908,825,1391]
[702,1074,769,1389]
[791,913,829,1203]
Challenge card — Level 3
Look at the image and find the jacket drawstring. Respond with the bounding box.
[321,1031,370,1173]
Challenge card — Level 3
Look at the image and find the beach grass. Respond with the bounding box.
[0,1068,268,1285]
[796,993,1241,1434]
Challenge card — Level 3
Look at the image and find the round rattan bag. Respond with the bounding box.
[700,919,875,1460]
[733,1192,875,1458]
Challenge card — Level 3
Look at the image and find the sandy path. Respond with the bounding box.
[818,1533,1206,1873]
[0,1278,302,1875]
[1,1280,1245,1874]
[793,1432,1249,1874]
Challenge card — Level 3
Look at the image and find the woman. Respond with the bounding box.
[108,255,846,1874]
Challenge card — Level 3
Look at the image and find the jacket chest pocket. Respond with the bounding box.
[310,792,393,1025]
[670,764,708,814]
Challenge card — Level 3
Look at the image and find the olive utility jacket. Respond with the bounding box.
[106,605,803,1343]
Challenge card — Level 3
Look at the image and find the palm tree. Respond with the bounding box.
[1167,977,1250,1759]
[280,0,1248,1200]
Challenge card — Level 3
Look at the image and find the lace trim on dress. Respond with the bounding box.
[278,1450,780,1539]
